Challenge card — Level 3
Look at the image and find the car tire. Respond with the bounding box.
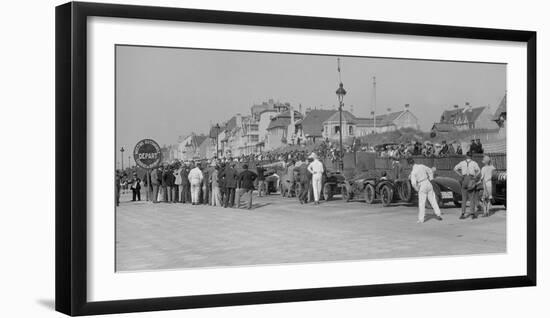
[323,183,333,201]
[398,181,413,202]
[341,186,349,202]
[364,183,375,204]
[380,185,393,207]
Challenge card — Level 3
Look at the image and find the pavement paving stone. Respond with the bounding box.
[115,192,506,271]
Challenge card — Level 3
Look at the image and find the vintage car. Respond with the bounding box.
[343,172,465,208]
[322,170,346,200]
[342,172,399,206]
[492,171,507,207]
[264,170,280,195]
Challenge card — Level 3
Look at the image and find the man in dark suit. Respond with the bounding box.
[130,172,141,201]
[179,165,190,203]
[220,162,238,208]
[162,166,171,202]
[236,164,257,209]
[295,158,313,204]
[218,163,227,204]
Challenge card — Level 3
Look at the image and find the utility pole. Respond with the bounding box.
[373,76,377,131]
[120,147,125,171]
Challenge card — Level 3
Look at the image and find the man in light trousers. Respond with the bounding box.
[408,157,443,223]
[188,162,203,205]
[307,153,324,205]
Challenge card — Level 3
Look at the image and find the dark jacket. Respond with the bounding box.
[161,171,171,187]
[130,177,141,190]
[165,171,176,187]
[238,170,257,190]
[180,168,190,187]
[220,167,238,188]
[295,163,312,182]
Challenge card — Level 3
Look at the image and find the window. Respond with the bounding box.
[349,125,354,135]
[334,126,340,134]
[250,135,259,142]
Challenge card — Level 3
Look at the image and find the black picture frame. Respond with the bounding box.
[55,1,537,316]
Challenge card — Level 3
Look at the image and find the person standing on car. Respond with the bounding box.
[408,157,443,223]
[454,152,481,219]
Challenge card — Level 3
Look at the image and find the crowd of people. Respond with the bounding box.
[115,151,331,209]
[116,136,494,223]
[377,139,484,159]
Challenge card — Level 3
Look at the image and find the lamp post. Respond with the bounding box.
[215,123,221,158]
[336,82,347,171]
[120,147,125,170]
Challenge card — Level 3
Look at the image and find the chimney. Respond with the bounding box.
[404,103,410,110]
[464,102,472,113]
[387,107,392,113]
[299,103,302,114]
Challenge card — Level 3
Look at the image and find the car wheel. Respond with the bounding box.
[341,186,349,202]
[398,181,413,202]
[380,185,393,207]
[364,184,375,204]
[323,183,333,201]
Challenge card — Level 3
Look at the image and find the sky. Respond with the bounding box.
[115,45,506,157]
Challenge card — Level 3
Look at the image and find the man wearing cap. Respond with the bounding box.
[454,152,481,219]
[408,157,443,223]
[307,153,324,205]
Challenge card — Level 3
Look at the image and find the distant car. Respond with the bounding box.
[264,170,280,195]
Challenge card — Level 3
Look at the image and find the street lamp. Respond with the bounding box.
[336,82,347,171]
[120,147,125,170]
[215,123,221,158]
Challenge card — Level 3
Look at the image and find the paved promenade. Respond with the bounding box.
[115,192,506,271]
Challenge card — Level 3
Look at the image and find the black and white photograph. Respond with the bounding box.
[114,45,508,272]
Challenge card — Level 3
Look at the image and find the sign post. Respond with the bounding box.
[133,139,162,202]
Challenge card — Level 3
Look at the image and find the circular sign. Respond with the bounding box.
[133,139,162,169]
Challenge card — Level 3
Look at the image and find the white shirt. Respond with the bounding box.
[480,165,495,183]
[409,164,433,190]
[188,167,203,184]
[454,159,480,176]
[307,159,324,175]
